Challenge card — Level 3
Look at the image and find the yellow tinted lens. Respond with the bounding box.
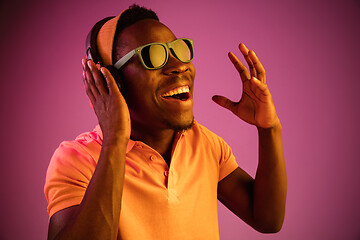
[173,39,192,62]
[148,44,166,68]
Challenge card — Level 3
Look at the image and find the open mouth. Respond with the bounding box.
[162,86,191,101]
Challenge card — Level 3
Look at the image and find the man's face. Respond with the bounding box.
[115,19,195,134]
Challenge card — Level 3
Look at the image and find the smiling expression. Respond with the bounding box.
[114,19,195,134]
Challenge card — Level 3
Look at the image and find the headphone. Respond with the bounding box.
[85,17,126,95]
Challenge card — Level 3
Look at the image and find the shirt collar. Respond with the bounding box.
[93,121,197,154]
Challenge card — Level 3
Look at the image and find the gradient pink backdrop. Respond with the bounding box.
[0,0,359,239]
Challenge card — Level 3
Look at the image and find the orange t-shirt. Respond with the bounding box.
[44,121,238,239]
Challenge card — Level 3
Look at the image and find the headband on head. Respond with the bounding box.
[86,10,126,66]
[96,14,121,66]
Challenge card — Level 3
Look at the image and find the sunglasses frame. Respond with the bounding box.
[114,38,194,70]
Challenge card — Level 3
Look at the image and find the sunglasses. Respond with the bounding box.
[114,38,194,70]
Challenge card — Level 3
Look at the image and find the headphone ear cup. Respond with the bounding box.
[105,65,126,95]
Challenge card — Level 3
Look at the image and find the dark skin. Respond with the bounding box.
[47,19,286,239]
[116,20,195,163]
[114,20,195,166]
[214,45,286,232]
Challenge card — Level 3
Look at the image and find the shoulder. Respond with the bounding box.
[189,121,228,148]
[44,127,102,219]
[183,121,234,163]
[56,126,102,158]
[47,126,102,175]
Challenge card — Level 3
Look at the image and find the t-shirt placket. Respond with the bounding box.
[166,132,184,204]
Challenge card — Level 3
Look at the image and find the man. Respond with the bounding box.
[45,4,286,240]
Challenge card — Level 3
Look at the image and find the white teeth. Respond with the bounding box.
[162,86,190,97]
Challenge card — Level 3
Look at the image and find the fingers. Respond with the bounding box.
[82,59,97,104]
[248,50,266,83]
[229,43,267,85]
[83,72,96,105]
[82,59,108,98]
[240,43,266,83]
[228,52,250,82]
[99,67,120,95]
[239,43,257,78]
[212,95,236,113]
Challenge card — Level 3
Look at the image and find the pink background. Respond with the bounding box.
[0,0,359,239]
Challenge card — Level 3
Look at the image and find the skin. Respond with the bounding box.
[113,19,196,165]
[47,19,286,239]
[214,44,287,233]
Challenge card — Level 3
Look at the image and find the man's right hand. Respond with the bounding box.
[47,60,130,240]
[82,59,131,144]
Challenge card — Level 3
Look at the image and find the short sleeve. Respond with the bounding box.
[217,136,239,181]
[193,122,239,182]
[44,141,98,219]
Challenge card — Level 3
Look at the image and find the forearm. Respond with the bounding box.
[253,122,287,233]
[55,137,128,240]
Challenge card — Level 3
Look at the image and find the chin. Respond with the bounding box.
[166,116,194,132]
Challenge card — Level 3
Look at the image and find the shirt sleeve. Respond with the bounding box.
[44,140,98,219]
[195,122,239,182]
[217,136,239,181]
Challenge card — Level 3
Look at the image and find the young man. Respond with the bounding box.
[45,5,286,240]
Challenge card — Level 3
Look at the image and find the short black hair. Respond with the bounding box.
[116,4,159,33]
[112,4,159,63]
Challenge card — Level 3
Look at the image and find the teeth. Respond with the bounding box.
[162,86,190,97]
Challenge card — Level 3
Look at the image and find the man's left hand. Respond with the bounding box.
[212,43,280,129]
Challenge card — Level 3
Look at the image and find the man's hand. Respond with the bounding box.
[215,44,286,233]
[82,59,131,143]
[212,43,279,129]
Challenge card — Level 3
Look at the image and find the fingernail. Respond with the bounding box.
[87,61,92,70]
[81,59,86,69]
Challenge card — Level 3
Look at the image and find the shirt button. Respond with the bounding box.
[150,155,156,161]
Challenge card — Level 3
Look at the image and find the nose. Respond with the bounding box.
[162,52,189,75]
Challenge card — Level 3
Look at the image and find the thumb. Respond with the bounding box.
[212,95,235,112]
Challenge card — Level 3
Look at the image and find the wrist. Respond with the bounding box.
[257,118,282,133]
[102,134,129,148]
